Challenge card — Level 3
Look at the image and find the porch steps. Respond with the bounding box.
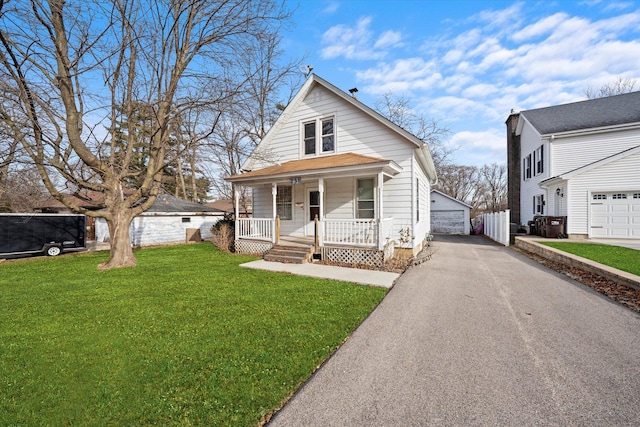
[264,244,314,264]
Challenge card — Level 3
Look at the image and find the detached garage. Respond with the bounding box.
[430,190,471,235]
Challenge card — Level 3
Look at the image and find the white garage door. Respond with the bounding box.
[590,192,640,238]
[431,210,465,234]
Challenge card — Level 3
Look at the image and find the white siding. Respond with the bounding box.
[566,151,640,236]
[245,83,428,250]
[96,214,222,247]
[519,120,552,224]
[552,128,640,176]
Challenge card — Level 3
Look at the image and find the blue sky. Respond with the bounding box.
[282,0,640,166]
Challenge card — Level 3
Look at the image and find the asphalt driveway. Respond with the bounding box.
[268,235,640,426]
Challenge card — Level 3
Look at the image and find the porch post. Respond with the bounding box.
[318,178,324,246]
[234,186,240,242]
[272,183,277,243]
[377,172,384,250]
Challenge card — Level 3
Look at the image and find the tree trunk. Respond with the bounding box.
[98,209,137,270]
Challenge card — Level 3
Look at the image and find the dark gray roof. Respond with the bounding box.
[520,91,640,135]
[145,194,223,213]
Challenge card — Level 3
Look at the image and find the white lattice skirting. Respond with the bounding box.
[235,239,273,255]
[321,246,387,268]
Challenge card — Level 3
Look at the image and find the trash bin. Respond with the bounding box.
[544,216,565,238]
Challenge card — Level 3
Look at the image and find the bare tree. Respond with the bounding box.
[475,163,507,214]
[374,93,452,171]
[0,0,290,269]
[585,77,637,99]
[435,164,479,204]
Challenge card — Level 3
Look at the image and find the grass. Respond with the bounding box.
[0,243,387,426]
[540,242,640,276]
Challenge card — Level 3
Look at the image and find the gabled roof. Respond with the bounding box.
[240,73,436,181]
[517,91,640,136]
[227,152,401,184]
[430,189,472,209]
[144,194,223,213]
[540,144,640,184]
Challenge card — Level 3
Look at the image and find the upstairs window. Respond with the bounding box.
[302,116,335,156]
[534,145,544,175]
[303,122,316,155]
[523,154,532,180]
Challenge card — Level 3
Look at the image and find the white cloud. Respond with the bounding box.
[320,16,403,60]
[374,30,402,49]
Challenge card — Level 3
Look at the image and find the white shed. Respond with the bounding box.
[430,190,471,235]
[95,194,225,247]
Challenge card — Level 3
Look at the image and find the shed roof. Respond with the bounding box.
[519,91,640,135]
[144,194,223,213]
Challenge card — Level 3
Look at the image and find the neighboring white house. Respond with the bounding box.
[430,190,471,235]
[508,91,640,239]
[226,74,437,265]
[96,194,225,247]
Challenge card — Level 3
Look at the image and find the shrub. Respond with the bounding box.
[211,218,235,252]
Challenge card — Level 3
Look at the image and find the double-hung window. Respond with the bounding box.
[534,145,544,175]
[302,116,335,156]
[356,178,375,219]
[276,185,293,220]
[533,194,545,215]
[523,154,532,180]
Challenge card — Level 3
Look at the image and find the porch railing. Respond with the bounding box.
[236,217,395,249]
[236,218,274,242]
[323,218,394,249]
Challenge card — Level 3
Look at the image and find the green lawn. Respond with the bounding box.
[0,244,387,426]
[540,242,640,276]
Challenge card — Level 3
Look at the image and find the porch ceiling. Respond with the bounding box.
[225,152,402,185]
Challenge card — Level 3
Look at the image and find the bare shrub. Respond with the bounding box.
[211,220,234,253]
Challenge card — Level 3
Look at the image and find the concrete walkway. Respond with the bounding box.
[267,235,640,426]
[240,259,399,288]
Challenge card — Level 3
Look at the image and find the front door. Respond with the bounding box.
[305,188,320,236]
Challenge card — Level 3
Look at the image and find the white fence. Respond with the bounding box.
[480,209,510,246]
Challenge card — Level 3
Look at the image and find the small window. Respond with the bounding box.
[303,122,316,155]
[612,193,627,200]
[321,118,334,152]
[535,145,544,175]
[523,154,532,180]
[357,178,375,219]
[593,194,607,200]
[633,193,640,199]
[276,185,293,220]
[534,194,545,214]
[182,217,191,223]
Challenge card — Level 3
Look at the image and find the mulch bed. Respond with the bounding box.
[513,247,640,313]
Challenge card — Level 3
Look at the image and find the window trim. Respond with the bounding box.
[301,115,336,157]
[276,185,293,221]
[355,177,375,219]
[534,145,544,175]
[523,154,532,180]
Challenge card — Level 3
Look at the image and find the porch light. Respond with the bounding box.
[556,188,563,197]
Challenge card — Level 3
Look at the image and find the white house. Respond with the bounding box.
[226,74,437,266]
[430,190,471,235]
[507,91,640,239]
[96,194,225,247]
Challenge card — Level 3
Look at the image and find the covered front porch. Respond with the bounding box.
[226,153,402,267]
